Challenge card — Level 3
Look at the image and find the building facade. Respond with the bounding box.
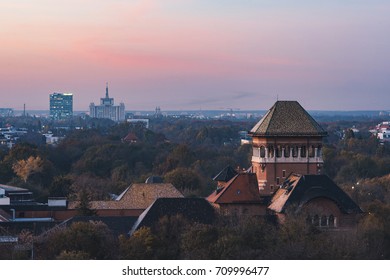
[249,101,327,196]
[49,93,73,120]
[89,83,125,122]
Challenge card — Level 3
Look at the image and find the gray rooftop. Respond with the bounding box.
[249,101,327,137]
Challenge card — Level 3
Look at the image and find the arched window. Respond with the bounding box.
[301,146,307,157]
[260,146,266,158]
[268,146,274,158]
[329,215,335,227]
[292,146,298,158]
[309,145,315,158]
[321,215,327,227]
[276,145,282,158]
[317,145,322,157]
[284,145,290,158]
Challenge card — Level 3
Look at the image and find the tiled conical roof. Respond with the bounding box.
[249,101,327,137]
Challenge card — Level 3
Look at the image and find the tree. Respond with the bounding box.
[75,189,97,216]
[39,221,117,259]
[12,156,44,182]
[49,175,72,197]
[119,227,157,259]
[164,168,202,195]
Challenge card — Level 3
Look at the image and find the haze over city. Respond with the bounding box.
[1,0,389,111]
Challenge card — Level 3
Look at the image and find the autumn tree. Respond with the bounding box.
[12,156,44,182]
[119,227,157,260]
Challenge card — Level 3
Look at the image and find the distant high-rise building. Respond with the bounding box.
[49,93,73,120]
[89,83,125,122]
[0,108,14,117]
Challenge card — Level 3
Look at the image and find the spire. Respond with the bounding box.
[106,82,109,98]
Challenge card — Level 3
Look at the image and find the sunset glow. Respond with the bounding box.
[1,0,389,110]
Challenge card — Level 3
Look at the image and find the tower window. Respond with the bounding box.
[276,145,282,158]
[260,146,266,158]
[309,145,315,157]
[268,146,274,158]
[321,215,327,227]
[282,170,286,177]
[301,146,307,157]
[284,146,290,157]
[292,146,298,157]
[329,215,335,227]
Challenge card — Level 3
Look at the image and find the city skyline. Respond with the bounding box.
[1,0,389,111]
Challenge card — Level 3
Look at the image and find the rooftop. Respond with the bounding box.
[69,183,183,210]
[268,174,363,214]
[213,165,238,182]
[130,198,215,235]
[208,173,264,204]
[249,101,327,137]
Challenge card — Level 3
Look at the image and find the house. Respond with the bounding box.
[130,198,215,235]
[60,216,138,237]
[207,173,267,216]
[268,173,363,228]
[122,132,139,144]
[0,184,34,205]
[68,183,184,217]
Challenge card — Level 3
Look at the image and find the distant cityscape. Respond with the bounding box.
[1,84,390,121]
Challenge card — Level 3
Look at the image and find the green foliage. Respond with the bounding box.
[164,168,202,195]
[38,221,117,259]
[119,227,157,260]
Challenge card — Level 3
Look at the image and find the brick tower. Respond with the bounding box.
[249,101,327,196]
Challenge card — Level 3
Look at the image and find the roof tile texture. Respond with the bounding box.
[69,183,183,210]
[250,101,327,137]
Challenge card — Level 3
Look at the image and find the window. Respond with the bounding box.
[317,146,322,157]
[276,177,280,185]
[268,146,274,158]
[284,146,290,157]
[301,146,307,157]
[321,215,327,227]
[292,146,298,157]
[260,146,266,158]
[329,215,335,227]
[282,170,286,178]
[276,145,282,158]
[309,145,315,158]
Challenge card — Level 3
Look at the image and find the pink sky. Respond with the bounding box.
[1,0,389,111]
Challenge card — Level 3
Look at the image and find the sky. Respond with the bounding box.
[0,0,389,111]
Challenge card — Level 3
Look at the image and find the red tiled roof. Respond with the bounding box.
[207,173,263,204]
